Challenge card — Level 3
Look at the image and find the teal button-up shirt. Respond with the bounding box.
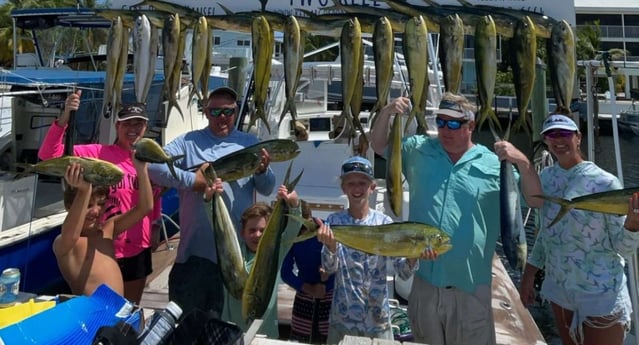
[399,135,506,293]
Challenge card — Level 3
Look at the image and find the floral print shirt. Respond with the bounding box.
[529,161,639,294]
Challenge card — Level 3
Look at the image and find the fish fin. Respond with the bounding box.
[533,194,573,227]
[284,214,319,231]
[278,99,294,128]
[167,162,179,180]
[295,8,318,18]
[288,169,304,191]
[171,154,186,162]
[174,100,185,121]
[216,2,235,15]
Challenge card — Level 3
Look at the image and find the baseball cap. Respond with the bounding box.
[208,86,238,101]
[340,156,374,180]
[540,114,579,135]
[437,99,475,121]
[117,103,149,121]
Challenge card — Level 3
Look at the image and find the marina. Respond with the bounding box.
[0,0,637,344]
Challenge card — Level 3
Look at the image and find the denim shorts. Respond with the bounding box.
[540,278,632,342]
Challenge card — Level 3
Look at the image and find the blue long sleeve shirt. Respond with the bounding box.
[281,236,335,293]
[148,128,275,264]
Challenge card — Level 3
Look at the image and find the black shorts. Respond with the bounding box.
[117,248,152,282]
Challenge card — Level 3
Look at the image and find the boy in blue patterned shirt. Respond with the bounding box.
[317,156,418,344]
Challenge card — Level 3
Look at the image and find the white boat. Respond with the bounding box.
[618,100,639,136]
[0,7,221,295]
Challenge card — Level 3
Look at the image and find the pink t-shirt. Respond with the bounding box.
[39,120,161,258]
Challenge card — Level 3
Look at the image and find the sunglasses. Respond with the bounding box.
[341,161,373,177]
[436,118,468,130]
[544,129,575,139]
[206,107,235,117]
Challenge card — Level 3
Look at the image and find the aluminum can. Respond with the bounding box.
[0,268,20,305]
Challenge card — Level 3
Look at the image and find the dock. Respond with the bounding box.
[140,235,546,345]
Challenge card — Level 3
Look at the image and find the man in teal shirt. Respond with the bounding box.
[370,92,543,345]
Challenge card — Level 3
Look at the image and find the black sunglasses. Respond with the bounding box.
[207,107,236,117]
[341,161,373,177]
[436,118,468,130]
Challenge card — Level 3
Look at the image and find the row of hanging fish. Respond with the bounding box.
[97,0,575,139]
[100,10,213,121]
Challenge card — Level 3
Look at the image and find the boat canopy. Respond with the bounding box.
[10,8,112,30]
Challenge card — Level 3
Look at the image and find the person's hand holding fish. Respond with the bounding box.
[317,219,337,254]
[255,148,271,174]
[64,162,90,192]
[276,184,298,208]
[494,141,529,167]
[203,176,223,202]
[59,89,82,126]
[625,192,639,232]
[379,96,410,118]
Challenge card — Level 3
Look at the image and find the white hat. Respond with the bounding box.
[540,114,578,135]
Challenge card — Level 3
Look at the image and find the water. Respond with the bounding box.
[475,128,639,345]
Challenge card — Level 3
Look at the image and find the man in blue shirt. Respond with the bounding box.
[148,87,275,318]
[370,92,543,345]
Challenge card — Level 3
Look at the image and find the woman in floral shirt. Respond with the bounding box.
[520,114,639,345]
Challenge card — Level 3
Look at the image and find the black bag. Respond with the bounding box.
[91,320,139,345]
[165,309,243,345]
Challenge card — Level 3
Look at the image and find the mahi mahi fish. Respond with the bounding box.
[133,14,158,104]
[474,15,499,132]
[219,139,300,163]
[251,15,274,133]
[279,16,304,127]
[535,187,639,228]
[189,16,209,104]
[21,156,124,186]
[162,13,185,121]
[439,14,464,94]
[511,16,537,134]
[242,164,303,324]
[192,139,300,182]
[133,138,182,180]
[204,152,262,182]
[335,17,362,142]
[288,214,452,258]
[402,16,429,135]
[547,20,576,115]
[205,166,248,300]
[102,16,123,119]
[369,16,395,128]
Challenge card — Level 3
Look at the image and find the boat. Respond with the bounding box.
[618,100,639,136]
[0,7,224,295]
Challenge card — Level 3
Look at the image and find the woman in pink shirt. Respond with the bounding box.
[38,90,161,304]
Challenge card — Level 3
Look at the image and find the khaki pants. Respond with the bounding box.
[407,277,496,345]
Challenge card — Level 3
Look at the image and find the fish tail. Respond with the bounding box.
[535,194,574,227]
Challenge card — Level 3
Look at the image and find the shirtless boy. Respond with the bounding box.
[53,155,153,296]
